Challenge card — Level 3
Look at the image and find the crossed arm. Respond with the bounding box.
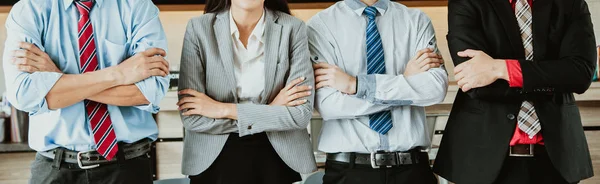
[3,0,170,114]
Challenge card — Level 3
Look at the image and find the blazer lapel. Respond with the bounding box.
[261,10,282,104]
[489,0,526,58]
[532,0,551,60]
[214,11,239,100]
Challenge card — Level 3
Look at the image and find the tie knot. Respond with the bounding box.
[75,1,94,15]
[363,6,378,19]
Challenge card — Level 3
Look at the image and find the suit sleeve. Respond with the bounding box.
[447,0,522,101]
[235,22,315,136]
[518,0,596,94]
[179,19,238,135]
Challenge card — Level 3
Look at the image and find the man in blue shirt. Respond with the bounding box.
[2,0,169,183]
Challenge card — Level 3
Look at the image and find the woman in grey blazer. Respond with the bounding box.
[176,0,317,183]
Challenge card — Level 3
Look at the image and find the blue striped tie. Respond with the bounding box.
[364,7,393,135]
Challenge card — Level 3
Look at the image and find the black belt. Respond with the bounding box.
[327,149,428,169]
[39,139,152,169]
[509,144,545,157]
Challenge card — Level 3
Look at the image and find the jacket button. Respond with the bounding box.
[247,125,252,130]
[507,114,516,120]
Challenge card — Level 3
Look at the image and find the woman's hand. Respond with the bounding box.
[177,89,237,119]
[270,77,313,106]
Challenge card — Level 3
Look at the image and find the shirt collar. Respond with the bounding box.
[345,0,389,16]
[229,10,266,42]
[63,0,103,10]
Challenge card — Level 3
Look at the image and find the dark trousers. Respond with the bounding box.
[29,150,153,184]
[189,133,301,184]
[323,153,437,184]
[493,149,577,184]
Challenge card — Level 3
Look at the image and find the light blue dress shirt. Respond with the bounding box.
[309,0,448,153]
[2,0,169,152]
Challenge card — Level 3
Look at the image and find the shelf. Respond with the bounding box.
[0,142,34,153]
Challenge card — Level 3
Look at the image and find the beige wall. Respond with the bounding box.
[588,0,600,44]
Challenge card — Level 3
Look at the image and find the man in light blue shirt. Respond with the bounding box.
[2,0,169,183]
[309,0,448,183]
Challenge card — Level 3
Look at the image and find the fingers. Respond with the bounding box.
[283,77,306,91]
[286,85,313,96]
[288,91,312,102]
[148,62,170,75]
[314,68,333,76]
[457,49,480,58]
[16,64,39,73]
[313,62,333,69]
[12,50,45,63]
[454,71,465,82]
[142,48,167,57]
[316,81,331,89]
[454,61,469,75]
[417,57,443,68]
[411,48,433,61]
[287,99,308,106]
[176,97,197,106]
[315,74,332,83]
[178,89,203,97]
[178,102,196,111]
[149,68,168,77]
[18,42,46,58]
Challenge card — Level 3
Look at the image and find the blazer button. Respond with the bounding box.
[507,114,516,120]
[247,125,252,130]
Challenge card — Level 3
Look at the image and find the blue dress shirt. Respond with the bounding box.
[2,0,169,152]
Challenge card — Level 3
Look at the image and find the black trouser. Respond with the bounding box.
[189,133,301,184]
[323,152,437,184]
[29,146,153,184]
[493,149,577,184]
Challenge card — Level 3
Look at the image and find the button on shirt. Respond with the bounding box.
[230,11,266,104]
[308,0,449,153]
[2,0,169,152]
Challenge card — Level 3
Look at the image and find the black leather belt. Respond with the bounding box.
[39,139,152,169]
[509,144,545,157]
[327,150,428,169]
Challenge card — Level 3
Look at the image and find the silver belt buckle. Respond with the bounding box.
[77,150,101,169]
[509,144,535,157]
[370,152,393,169]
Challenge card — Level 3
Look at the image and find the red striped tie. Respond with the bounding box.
[76,1,118,161]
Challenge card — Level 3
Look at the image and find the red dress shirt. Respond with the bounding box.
[506,0,544,145]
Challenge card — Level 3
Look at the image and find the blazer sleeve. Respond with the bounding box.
[235,22,315,137]
[518,0,597,94]
[179,19,238,135]
[447,0,522,101]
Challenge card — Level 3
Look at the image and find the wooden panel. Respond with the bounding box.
[0,152,35,184]
[156,111,184,138]
[156,142,185,180]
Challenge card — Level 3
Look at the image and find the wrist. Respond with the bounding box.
[100,67,123,87]
[347,76,357,95]
[221,103,237,119]
[495,59,509,81]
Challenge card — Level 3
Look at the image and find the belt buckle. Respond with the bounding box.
[370,152,393,169]
[77,150,101,169]
[509,144,535,157]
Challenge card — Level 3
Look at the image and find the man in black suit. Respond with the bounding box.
[433,0,597,183]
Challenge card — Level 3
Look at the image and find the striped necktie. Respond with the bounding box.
[364,7,393,135]
[515,0,541,138]
[76,0,119,160]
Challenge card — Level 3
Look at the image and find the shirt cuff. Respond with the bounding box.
[506,59,523,88]
[355,74,376,99]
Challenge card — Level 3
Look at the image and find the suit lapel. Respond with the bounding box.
[214,11,239,100]
[261,10,282,104]
[532,0,551,60]
[489,0,526,58]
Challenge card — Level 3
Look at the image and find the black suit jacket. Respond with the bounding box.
[433,0,597,183]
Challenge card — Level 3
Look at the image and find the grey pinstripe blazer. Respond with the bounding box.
[178,9,317,176]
